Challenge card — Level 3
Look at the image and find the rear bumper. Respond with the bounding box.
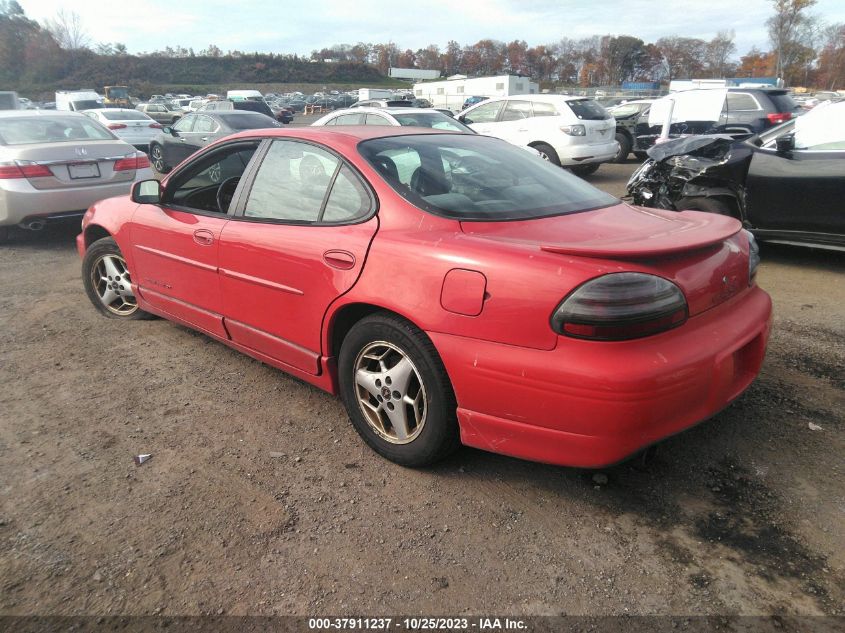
[0,171,151,227]
[555,140,619,166]
[429,286,772,468]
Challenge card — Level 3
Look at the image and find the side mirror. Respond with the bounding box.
[131,179,161,204]
[776,134,795,153]
[458,115,468,124]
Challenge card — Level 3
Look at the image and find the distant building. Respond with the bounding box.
[412,74,539,110]
[388,67,441,80]
[669,77,783,92]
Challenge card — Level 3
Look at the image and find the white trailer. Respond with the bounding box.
[412,74,539,111]
[358,88,394,101]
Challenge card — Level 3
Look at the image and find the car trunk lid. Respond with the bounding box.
[460,203,749,316]
[8,141,138,190]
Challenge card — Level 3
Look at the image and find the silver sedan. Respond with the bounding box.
[0,111,153,241]
[81,108,163,152]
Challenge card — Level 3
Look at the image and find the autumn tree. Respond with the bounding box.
[815,23,845,89]
[767,0,817,78]
[705,30,737,77]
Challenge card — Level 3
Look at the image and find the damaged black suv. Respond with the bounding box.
[627,102,845,250]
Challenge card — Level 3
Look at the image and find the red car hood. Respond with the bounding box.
[459,203,741,259]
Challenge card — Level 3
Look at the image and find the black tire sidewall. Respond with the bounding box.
[614,133,632,162]
[338,314,459,467]
[532,142,560,166]
[82,237,149,320]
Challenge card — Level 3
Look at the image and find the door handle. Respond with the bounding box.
[193,229,214,246]
[323,250,355,270]
[517,128,528,132]
[200,137,208,142]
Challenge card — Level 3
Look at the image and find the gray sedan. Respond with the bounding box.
[0,111,153,241]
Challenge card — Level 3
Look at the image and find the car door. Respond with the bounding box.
[129,141,261,337]
[459,100,504,136]
[170,114,214,164]
[745,128,845,234]
[217,139,378,374]
[494,100,534,147]
[162,114,197,167]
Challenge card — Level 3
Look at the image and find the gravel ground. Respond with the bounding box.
[0,150,842,619]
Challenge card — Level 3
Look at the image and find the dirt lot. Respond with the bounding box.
[0,155,842,620]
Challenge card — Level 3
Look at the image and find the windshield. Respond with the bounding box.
[358,134,617,221]
[107,87,129,99]
[0,116,115,145]
[609,103,646,118]
[390,113,474,133]
[567,99,611,121]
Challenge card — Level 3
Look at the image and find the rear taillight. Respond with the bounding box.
[107,123,127,130]
[149,123,162,129]
[766,112,792,125]
[113,152,150,171]
[0,162,53,179]
[551,273,688,341]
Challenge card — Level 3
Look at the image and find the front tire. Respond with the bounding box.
[338,313,459,467]
[82,237,153,320]
[150,143,169,174]
[613,132,632,163]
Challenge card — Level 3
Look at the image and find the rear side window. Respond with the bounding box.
[566,99,610,121]
[726,93,760,111]
[531,101,559,117]
[334,113,365,125]
[365,114,390,126]
[244,140,371,223]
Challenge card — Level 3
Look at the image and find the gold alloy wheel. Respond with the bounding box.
[91,254,138,316]
[353,341,427,444]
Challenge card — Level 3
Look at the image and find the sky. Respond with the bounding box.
[17,0,845,59]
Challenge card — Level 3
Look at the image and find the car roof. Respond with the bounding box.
[226,126,457,144]
[332,107,444,115]
[83,108,140,114]
[0,110,86,119]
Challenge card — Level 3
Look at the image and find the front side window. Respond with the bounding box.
[172,115,195,132]
[462,100,503,124]
[359,134,617,221]
[166,143,258,213]
[244,140,371,223]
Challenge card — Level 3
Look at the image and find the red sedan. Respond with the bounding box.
[77,127,772,468]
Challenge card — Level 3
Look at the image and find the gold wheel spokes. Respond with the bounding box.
[354,341,426,445]
[92,254,138,316]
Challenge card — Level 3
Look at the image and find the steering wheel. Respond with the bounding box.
[216,176,240,213]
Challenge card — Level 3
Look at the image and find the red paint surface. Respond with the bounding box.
[80,127,772,467]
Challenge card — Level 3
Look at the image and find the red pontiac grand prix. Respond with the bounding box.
[77,127,772,468]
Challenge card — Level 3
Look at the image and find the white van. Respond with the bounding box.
[56,90,104,112]
[458,95,618,176]
[226,89,265,102]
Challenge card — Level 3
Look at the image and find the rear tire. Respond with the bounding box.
[570,163,600,177]
[675,196,734,216]
[530,142,560,166]
[613,133,632,163]
[0,226,9,244]
[338,313,460,467]
[82,237,154,320]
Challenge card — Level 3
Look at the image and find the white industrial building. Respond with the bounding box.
[412,74,539,111]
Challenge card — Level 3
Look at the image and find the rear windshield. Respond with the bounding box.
[73,100,103,110]
[358,134,617,221]
[390,113,474,133]
[219,113,277,130]
[567,99,611,120]
[101,110,149,121]
[0,116,115,145]
[768,93,800,113]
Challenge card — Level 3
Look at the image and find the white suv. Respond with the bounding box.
[457,95,618,176]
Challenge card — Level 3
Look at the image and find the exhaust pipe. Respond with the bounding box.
[22,219,46,231]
